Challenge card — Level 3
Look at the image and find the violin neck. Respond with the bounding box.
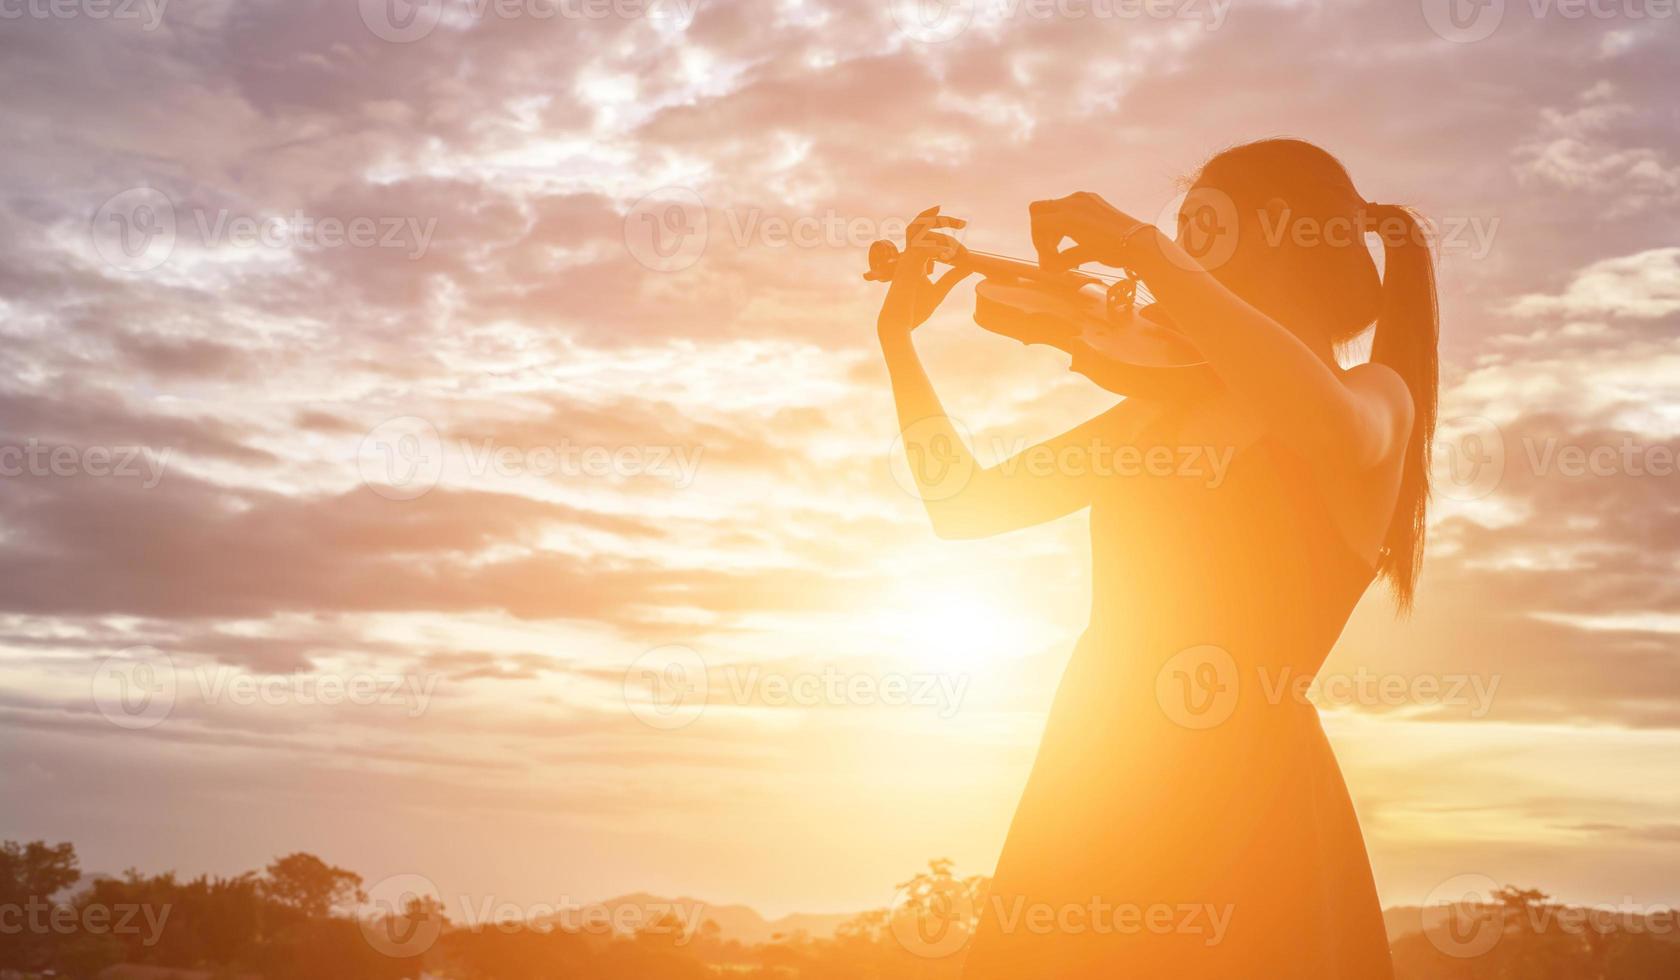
[962,249,1111,291]
[863,237,1117,291]
[962,250,1041,281]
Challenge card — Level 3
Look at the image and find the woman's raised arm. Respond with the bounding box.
[878,206,1148,540]
[1027,192,1413,473]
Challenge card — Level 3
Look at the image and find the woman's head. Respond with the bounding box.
[1181,139,1387,342]
[1183,138,1440,612]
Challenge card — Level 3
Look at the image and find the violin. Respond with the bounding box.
[864,237,1214,401]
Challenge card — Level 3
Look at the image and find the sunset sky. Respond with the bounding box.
[2,0,1679,923]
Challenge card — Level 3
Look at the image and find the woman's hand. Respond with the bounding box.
[876,206,975,342]
[1028,192,1155,273]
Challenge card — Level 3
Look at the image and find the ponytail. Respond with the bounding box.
[1367,204,1439,614]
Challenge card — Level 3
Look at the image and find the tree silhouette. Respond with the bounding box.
[260,853,366,920]
[0,839,80,971]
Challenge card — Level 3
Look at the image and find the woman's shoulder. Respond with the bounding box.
[1344,362,1415,422]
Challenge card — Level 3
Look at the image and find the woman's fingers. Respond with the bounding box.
[878,207,977,330]
[907,211,967,255]
[1046,243,1101,273]
[1030,198,1074,267]
[892,232,956,285]
[913,213,966,231]
[1032,193,1150,270]
[909,206,962,227]
[906,206,941,248]
[902,230,964,264]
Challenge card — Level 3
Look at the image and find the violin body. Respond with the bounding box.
[972,280,1214,401]
[866,237,1215,401]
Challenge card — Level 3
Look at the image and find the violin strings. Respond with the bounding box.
[964,248,1158,304]
[964,248,1130,279]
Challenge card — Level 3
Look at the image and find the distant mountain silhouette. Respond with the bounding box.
[1384,904,1448,941]
[52,869,116,903]
[535,892,853,944]
[533,893,1680,949]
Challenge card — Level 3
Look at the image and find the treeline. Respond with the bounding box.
[1389,885,1680,980]
[1,843,412,979]
[4,842,1678,979]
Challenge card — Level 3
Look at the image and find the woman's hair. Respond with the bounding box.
[1192,138,1440,613]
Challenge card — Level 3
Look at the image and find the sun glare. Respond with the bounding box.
[867,589,1039,672]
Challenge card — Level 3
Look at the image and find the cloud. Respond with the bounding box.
[1514,82,1680,214]
[1506,247,1680,320]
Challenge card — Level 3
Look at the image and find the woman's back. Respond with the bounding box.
[1087,407,1379,674]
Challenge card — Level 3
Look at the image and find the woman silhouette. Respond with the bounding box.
[875,139,1437,978]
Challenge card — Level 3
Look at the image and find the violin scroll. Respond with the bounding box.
[863,240,901,282]
[863,237,970,283]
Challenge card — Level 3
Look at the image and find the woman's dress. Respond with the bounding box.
[959,425,1395,979]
